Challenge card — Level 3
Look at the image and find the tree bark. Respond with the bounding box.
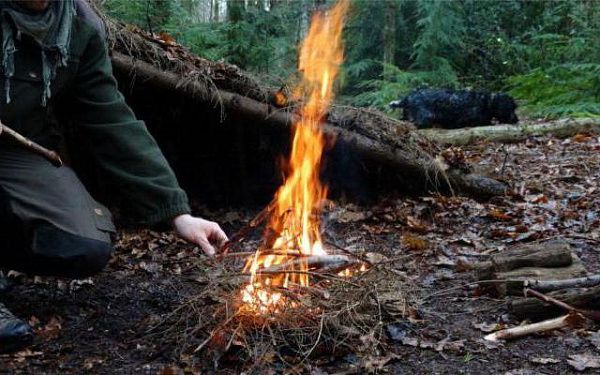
[495,257,587,296]
[476,240,573,280]
[421,118,600,146]
[511,286,600,320]
[382,0,397,81]
[524,274,600,292]
[111,52,507,198]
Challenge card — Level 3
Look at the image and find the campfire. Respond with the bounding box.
[148,1,413,368]
[240,0,354,314]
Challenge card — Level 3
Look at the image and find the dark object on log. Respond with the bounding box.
[511,286,600,321]
[0,121,63,167]
[390,89,518,129]
[111,53,506,199]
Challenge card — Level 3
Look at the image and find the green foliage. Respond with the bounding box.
[412,0,464,72]
[344,62,457,111]
[102,0,600,119]
[509,64,600,118]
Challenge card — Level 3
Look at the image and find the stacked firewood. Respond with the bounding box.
[475,240,600,340]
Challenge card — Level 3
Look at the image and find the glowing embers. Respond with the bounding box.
[240,0,350,314]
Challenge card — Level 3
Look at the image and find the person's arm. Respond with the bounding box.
[70,28,227,255]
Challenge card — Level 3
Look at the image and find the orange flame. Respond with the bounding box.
[242,0,349,313]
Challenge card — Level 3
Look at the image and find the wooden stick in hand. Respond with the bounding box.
[0,121,63,167]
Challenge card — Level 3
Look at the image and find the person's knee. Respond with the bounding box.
[32,223,113,279]
[74,239,113,278]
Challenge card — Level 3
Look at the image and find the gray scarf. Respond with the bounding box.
[0,0,76,106]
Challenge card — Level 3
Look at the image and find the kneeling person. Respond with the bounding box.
[0,0,227,352]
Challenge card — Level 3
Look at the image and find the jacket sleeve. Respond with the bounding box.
[70,30,191,225]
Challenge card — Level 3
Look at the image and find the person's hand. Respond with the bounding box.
[173,214,228,256]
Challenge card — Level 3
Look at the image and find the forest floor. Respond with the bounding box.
[1,130,600,374]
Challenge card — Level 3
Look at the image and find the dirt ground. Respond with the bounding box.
[1,131,599,374]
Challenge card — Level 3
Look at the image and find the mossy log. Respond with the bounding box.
[421,118,600,146]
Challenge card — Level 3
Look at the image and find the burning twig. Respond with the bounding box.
[259,254,356,274]
[218,202,275,256]
[220,250,308,259]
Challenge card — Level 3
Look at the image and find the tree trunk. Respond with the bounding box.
[421,118,600,146]
[382,0,397,80]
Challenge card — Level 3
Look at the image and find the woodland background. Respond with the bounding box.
[101,0,600,119]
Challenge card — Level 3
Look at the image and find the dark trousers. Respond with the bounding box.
[0,147,115,279]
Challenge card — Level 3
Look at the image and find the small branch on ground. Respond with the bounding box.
[524,274,600,292]
[484,312,587,341]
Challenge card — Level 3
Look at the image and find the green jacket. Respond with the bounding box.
[0,13,191,225]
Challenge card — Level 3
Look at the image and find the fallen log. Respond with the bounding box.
[421,118,600,146]
[111,52,506,198]
[511,285,600,320]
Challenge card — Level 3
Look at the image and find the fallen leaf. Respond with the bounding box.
[158,366,184,375]
[83,357,105,370]
[402,235,428,251]
[567,353,600,371]
[435,337,465,353]
[37,316,62,340]
[588,330,600,350]
[530,357,560,364]
[362,353,399,371]
[488,210,513,221]
[473,321,504,333]
[406,216,428,233]
[572,133,591,143]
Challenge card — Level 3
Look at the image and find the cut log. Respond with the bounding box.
[511,285,600,321]
[421,118,600,146]
[476,240,573,280]
[494,255,587,296]
[110,52,507,198]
